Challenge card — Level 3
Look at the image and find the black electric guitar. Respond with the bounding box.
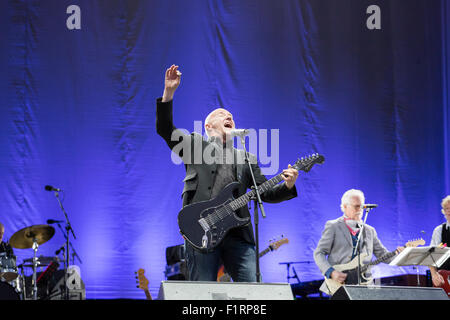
[178,154,325,251]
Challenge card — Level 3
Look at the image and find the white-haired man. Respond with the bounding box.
[429,195,450,287]
[314,189,402,295]
[156,65,299,282]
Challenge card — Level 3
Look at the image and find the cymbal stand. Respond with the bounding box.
[31,237,39,300]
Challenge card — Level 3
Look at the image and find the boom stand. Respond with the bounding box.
[240,136,265,283]
[52,190,77,300]
[352,207,373,285]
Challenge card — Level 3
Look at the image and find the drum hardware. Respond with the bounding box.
[9,225,55,300]
[0,253,18,282]
[31,238,39,300]
[22,255,60,268]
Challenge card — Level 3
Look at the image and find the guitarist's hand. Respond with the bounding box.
[430,266,445,287]
[281,164,299,189]
[431,272,445,287]
[331,270,347,284]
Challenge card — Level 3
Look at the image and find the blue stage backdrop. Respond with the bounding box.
[0,0,449,299]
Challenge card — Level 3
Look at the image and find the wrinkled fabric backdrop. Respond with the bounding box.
[0,0,449,299]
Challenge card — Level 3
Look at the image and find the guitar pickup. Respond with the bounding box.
[198,218,210,232]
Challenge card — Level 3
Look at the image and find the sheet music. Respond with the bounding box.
[389,246,450,267]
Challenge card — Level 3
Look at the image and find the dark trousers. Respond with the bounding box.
[184,235,257,282]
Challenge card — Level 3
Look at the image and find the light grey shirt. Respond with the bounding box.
[430,221,450,246]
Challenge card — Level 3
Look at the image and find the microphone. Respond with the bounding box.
[362,204,378,209]
[47,219,64,224]
[55,244,65,255]
[230,129,250,137]
[45,185,61,192]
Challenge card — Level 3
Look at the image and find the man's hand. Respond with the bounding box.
[162,64,182,102]
[331,270,347,284]
[281,164,299,189]
[430,267,445,287]
[432,272,445,287]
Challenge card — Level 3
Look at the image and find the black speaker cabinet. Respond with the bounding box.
[331,285,448,300]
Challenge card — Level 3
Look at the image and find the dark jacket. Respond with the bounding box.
[156,98,298,244]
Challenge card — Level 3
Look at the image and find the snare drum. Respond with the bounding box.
[0,253,18,282]
[0,282,20,300]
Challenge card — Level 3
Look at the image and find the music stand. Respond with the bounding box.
[389,246,450,268]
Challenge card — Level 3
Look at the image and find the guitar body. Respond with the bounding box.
[178,182,251,252]
[437,270,450,298]
[324,253,371,295]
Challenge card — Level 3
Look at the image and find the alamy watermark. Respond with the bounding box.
[169,121,280,175]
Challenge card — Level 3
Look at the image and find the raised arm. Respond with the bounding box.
[162,64,182,102]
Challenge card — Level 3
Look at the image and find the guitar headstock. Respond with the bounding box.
[405,238,425,248]
[268,237,289,251]
[136,268,149,291]
[293,153,325,173]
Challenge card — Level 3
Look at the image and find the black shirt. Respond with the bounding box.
[0,241,14,257]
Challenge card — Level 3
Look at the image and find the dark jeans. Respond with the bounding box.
[184,235,257,282]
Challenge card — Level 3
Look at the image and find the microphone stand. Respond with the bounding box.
[51,190,77,300]
[54,222,83,265]
[352,207,373,285]
[279,261,314,283]
[239,135,265,283]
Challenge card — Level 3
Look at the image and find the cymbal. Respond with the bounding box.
[9,225,55,249]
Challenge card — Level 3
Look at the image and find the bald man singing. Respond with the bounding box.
[156,65,299,282]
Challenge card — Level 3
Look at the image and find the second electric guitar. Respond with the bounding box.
[178,154,324,252]
[324,239,425,295]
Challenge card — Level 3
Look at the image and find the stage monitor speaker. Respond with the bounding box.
[331,285,448,300]
[46,266,85,300]
[158,281,294,300]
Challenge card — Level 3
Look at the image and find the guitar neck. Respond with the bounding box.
[229,174,285,211]
[144,289,152,300]
[361,250,397,273]
[258,247,271,258]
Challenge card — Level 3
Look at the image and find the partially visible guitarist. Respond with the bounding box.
[156,64,299,282]
[313,189,403,295]
[429,195,450,287]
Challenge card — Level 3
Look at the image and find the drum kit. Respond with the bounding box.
[0,224,58,300]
